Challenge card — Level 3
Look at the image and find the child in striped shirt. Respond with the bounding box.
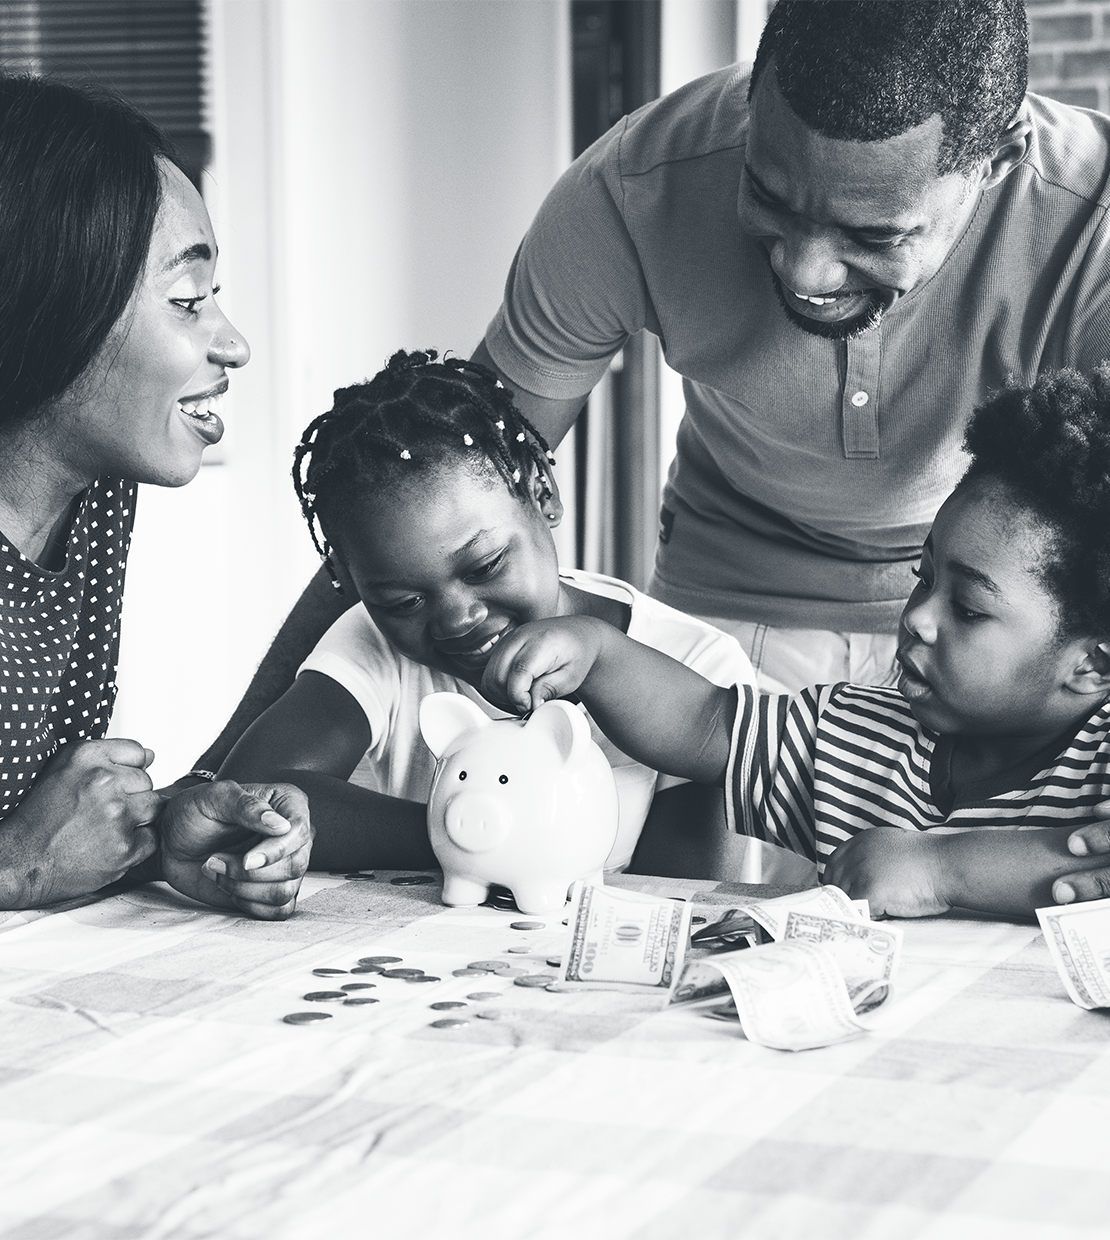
[481,367,1110,918]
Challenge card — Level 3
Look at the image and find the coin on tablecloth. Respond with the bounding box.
[506,946,532,954]
[514,974,557,988]
[430,1001,467,1010]
[430,1017,469,1029]
[312,968,347,977]
[283,1011,333,1025]
[303,990,347,1002]
[341,983,376,991]
[452,968,484,977]
[466,991,502,1001]
[381,968,424,979]
[350,966,383,975]
[501,967,528,978]
[546,957,562,968]
[391,875,437,886]
[510,920,545,931]
[475,1009,503,1021]
[359,956,401,966]
[344,996,381,1006]
[468,960,512,973]
[344,873,376,880]
[407,975,441,984]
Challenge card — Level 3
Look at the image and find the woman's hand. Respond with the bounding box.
[157,780,313,919]
[0,738,161,908]
[824,828,951,918]
[481,616,608,714]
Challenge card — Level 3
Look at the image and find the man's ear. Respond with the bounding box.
[977,107,1033,191]
[531,461,564,529]
[1067,641,1110,695]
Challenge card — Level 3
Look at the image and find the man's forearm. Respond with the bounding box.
[190,567,353,774]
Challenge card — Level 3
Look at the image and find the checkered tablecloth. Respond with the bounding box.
[1,871,1109,1240]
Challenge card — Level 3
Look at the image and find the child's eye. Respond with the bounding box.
[468,554,504,582]
[382,595,424,616]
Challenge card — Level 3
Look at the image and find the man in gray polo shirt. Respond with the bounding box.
[474,0,1110,693]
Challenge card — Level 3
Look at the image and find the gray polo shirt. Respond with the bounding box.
[484,66,1110,632]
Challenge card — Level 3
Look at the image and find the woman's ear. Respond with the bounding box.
[532,464,563,529]
[1067,641,1110,696]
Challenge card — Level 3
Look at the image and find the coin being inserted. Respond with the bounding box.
[283,1011,333,1025]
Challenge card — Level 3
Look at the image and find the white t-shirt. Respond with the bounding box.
[299,569,755,870]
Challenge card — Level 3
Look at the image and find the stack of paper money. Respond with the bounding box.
[671,886,903,1051]
[1037,896,1110,1009]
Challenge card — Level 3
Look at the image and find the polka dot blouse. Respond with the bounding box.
[0,478,136,820]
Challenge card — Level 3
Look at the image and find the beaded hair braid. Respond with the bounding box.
[293,349,557,586]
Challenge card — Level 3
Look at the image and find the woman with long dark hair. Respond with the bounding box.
[0,75,311,914]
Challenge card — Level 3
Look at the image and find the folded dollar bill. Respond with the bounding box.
[1036,896,1110,1010]
[558,881,693,994]
[672,885,902,1050]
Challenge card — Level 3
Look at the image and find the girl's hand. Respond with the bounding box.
[824,828,951,918]
[481,617,609,715]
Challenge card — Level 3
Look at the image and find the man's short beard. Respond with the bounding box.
[771,272,885,341]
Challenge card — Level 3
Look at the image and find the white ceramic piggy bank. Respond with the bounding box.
[418,693,619,915]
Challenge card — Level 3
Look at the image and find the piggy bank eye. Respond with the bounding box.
[498,774,508,784]
[458,771,467,781]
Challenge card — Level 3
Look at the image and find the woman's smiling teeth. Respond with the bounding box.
[178,391,224,422]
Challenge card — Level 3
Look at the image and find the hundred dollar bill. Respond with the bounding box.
[558,881,693,993]
[1036,897,1110,1010]
[700,941,868,1051]
[781,911,901,1011]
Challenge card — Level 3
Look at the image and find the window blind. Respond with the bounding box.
[0,0,208,183]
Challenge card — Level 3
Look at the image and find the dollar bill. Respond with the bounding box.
[558,881,693,993]
[1036,896,1110,1010]
[781,911,902,1010]
[702,941,868,1051]
[731,885,863,939]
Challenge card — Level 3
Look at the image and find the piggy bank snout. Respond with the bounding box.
[442,792,512,853]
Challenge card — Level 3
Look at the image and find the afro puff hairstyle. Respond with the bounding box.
[962,366,1110,640]
[293,349,555,588]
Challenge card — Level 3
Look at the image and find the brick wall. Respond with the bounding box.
[1028,0,1110,112]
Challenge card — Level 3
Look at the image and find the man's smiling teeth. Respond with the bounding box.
[178,392,224,421]
[796,292,841,305]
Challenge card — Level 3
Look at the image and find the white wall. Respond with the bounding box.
[112,0,571,783]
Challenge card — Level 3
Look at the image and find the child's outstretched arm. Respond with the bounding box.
[482,616,736,785]
[826,826,1110,918]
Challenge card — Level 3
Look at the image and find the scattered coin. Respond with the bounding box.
[391,875,437,886]
[350,965,383,975]
[341,982,377,991]
[283,1011,333,1025]
[303,991,347,1002]
[468,960,512,973]
[466,991,502,1001]
[510,920,545,931]
[514,974,557,988]
[501,967,529,978]
[452,968,485,977]
[430,1001,468,1010]
[546,957,562,969]
[475,1009,503,1021]
[429,1018,469,1029]
[359,956,402,966]
[484,887,517,910]
[506,946,533,954]
[344,873,376,880]
[343,996,380,1006]
[561,918,568,925]
[312,968,348,977]
[407,975,441,984]
[691,915,708,925]
[381,968,424,979]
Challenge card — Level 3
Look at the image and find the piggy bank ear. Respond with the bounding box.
[419,693,494,759]
[523,699,591,765]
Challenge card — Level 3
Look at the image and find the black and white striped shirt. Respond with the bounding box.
[726,684,1110,873]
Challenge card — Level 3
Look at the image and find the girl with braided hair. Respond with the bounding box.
[481,366,1110,918]
[221,349,754,872]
